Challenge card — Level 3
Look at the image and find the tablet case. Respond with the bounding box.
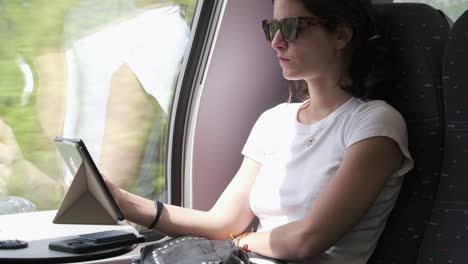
[53,139,122,225]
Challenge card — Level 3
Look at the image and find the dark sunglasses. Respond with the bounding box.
[262,16,325,43]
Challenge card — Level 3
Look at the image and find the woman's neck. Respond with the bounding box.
[300,79,352,124]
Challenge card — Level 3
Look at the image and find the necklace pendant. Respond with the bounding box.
[307,137,315,147]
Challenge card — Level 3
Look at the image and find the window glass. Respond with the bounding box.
[0,0,197,215]
[394,0,468,21]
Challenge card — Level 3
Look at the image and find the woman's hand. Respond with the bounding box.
[101,174,155,228]
[102,174,126,210]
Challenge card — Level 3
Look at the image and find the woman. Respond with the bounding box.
[105,0,413,263]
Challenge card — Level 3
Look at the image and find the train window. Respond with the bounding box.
[394,0,468,21]
[0,0,197,215]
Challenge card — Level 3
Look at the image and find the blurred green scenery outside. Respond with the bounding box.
[0,0,197,213]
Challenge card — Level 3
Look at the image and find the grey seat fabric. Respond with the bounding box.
[417,9,468,264]
[365,4,450,264]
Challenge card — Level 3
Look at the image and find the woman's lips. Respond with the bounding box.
[278,56,290,62]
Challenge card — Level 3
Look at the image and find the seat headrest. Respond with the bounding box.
[443,9,468,125]
[368,3,448,122]
[416,9,468,264]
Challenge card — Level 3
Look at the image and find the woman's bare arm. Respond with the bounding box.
[239,136,404,261]
[106,156,260,239]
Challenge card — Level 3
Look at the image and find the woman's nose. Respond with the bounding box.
[271,30,287,50]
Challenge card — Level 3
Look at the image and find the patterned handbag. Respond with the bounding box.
[139,236,250,264]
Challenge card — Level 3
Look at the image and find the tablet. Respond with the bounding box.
[53,137,124,224]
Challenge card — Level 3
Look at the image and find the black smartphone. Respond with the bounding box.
[78,230,137,243]
[49,230,145,254]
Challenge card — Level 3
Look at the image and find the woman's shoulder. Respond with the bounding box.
[343,99,410,150]
[352,99,404,119]
[355,98,397,110]
[347,99,406,130]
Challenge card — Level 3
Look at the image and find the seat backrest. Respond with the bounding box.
[366,3,450,263]
[417,9,468,264]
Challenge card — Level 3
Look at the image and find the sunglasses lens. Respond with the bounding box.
[268,23,279,42]
[262,28,270,42]
[262,18,301,42]
[262,21,275,42]
[281,19,298,42]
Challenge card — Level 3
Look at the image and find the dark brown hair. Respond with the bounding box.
[284,0,377,102]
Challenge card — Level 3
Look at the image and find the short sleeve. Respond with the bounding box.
[241,111,269,164]
[346,101,414,177]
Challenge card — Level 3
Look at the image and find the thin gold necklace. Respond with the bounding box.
[302,106,332,147]
[302,107,327,147]
[301,96,352,146]
[306,123,328,147]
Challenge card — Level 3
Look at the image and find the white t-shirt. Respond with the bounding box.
[242,97,414,264]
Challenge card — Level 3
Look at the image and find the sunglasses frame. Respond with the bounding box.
[262,16,325,43]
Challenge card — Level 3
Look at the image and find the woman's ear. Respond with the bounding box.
[334,25,353,50]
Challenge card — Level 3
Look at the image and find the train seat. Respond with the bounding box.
[417,9,468,264]
[365,3,450,264]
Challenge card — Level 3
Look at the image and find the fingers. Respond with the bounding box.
[101,173,109,181]
[101,174,112,187]
[101,173,116,192]
[101,173,122,204]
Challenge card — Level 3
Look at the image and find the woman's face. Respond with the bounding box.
[271,0,348,82]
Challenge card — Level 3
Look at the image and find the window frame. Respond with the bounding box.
[167,0,227,207]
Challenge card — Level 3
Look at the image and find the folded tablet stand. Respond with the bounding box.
[53,139,122,225]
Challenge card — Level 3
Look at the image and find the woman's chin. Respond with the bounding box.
[282,70,302,81]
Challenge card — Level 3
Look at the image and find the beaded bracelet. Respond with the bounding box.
[230,232,254,252]
[148,200,164,230]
